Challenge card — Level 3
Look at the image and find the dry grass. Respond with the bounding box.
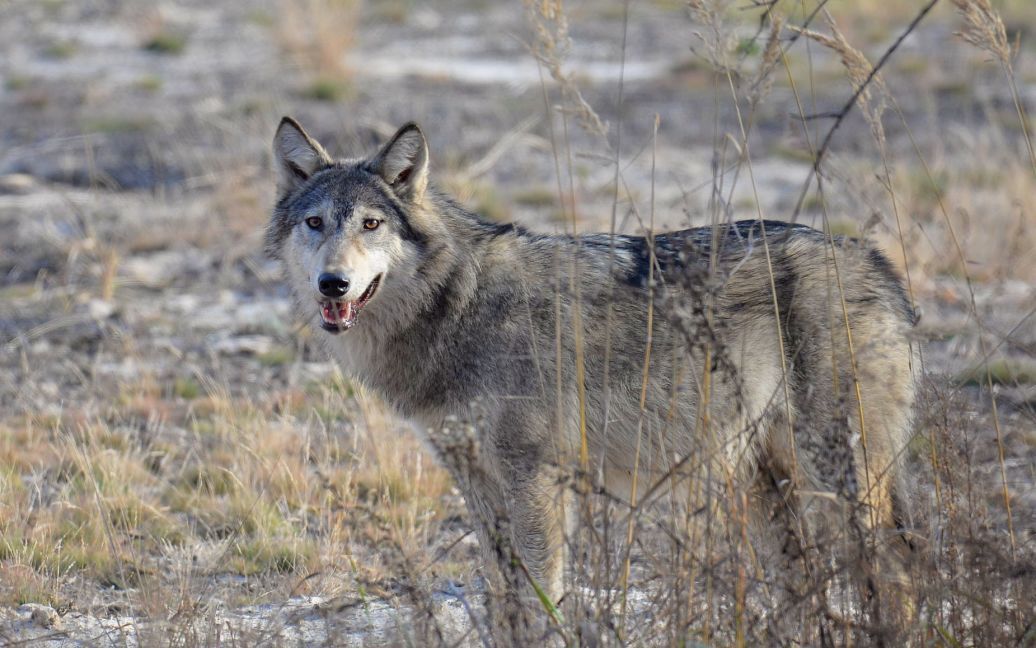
[277,0,363,101]
[470,0,1036,645]
[0,377,460,618]
[953,0,1036,176]
[134,9,189,56]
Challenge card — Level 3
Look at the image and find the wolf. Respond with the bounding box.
[265,117,917,615]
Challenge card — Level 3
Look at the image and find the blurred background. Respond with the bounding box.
[1,0,1034,643]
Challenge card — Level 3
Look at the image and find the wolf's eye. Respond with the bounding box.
[305,216,323,230]
[362,219,380,231]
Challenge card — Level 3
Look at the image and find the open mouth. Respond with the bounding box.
[319,274,382,333]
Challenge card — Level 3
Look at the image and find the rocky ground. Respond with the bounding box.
[1,0,1035,645]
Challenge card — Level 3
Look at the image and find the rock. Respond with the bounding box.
[187,293,292,334]
[412,8,443,29]
[122,249,209,289]
[85,298,115,320]
[19,603,63,630]
[208,333,274,356]
[167,294,201,314]
[0,173,38,195]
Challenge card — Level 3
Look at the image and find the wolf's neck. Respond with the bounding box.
[429,189,522,239]
[328,233,485,416]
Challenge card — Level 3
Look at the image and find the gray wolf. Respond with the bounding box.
[265,117,917,615]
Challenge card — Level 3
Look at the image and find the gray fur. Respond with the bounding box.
[266,118,917,607]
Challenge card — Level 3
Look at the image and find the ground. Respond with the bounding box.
[0,0,1034,645]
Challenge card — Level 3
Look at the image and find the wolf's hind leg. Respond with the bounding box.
[786,374,915,638]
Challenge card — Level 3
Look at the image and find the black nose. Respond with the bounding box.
[317,273,349,298]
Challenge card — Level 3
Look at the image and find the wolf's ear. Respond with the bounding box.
[369,123,429,202]
[273,116,332,196]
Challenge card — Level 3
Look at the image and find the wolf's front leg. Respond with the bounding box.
[463,407,566,605]
[435,410,568,611]
[429,427,563,594]
[439,444,565,643]
[503,468,567,603]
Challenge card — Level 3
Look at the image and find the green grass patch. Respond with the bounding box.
[229,536,316,575]
[178,463,240,497]
[105,494,187,545]
[0,282,36,301]
[958,359,1036,387]
[771,143,815,163]
[80,116,154,134]
[906,432,933,461]
[893,54,930,76]
[800,193,826,213]
[180,493,291,541]
[302,77,352,102]
[826,220,859,237]
[134,75,163,93]
[732,196,757,212]
[669,57,711,82]
[513,186,558,208]
[0,568,62,608]
[245,9,275,27]
[173,376,202,400]
[470,183,511,222]
[369,0,413,23]
[736,37,760,57]
[44,41,77,59]
[303,376,355,400]
[0,466,25,500]
[932,79,971,98]
[143,32,187,55]
[310,403,348,426]
[258,346,295,367]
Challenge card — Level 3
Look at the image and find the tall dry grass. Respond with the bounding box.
[445,0,1036,645]
[277,0,363,101]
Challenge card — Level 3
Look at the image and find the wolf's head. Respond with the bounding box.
[266,117,439,335]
